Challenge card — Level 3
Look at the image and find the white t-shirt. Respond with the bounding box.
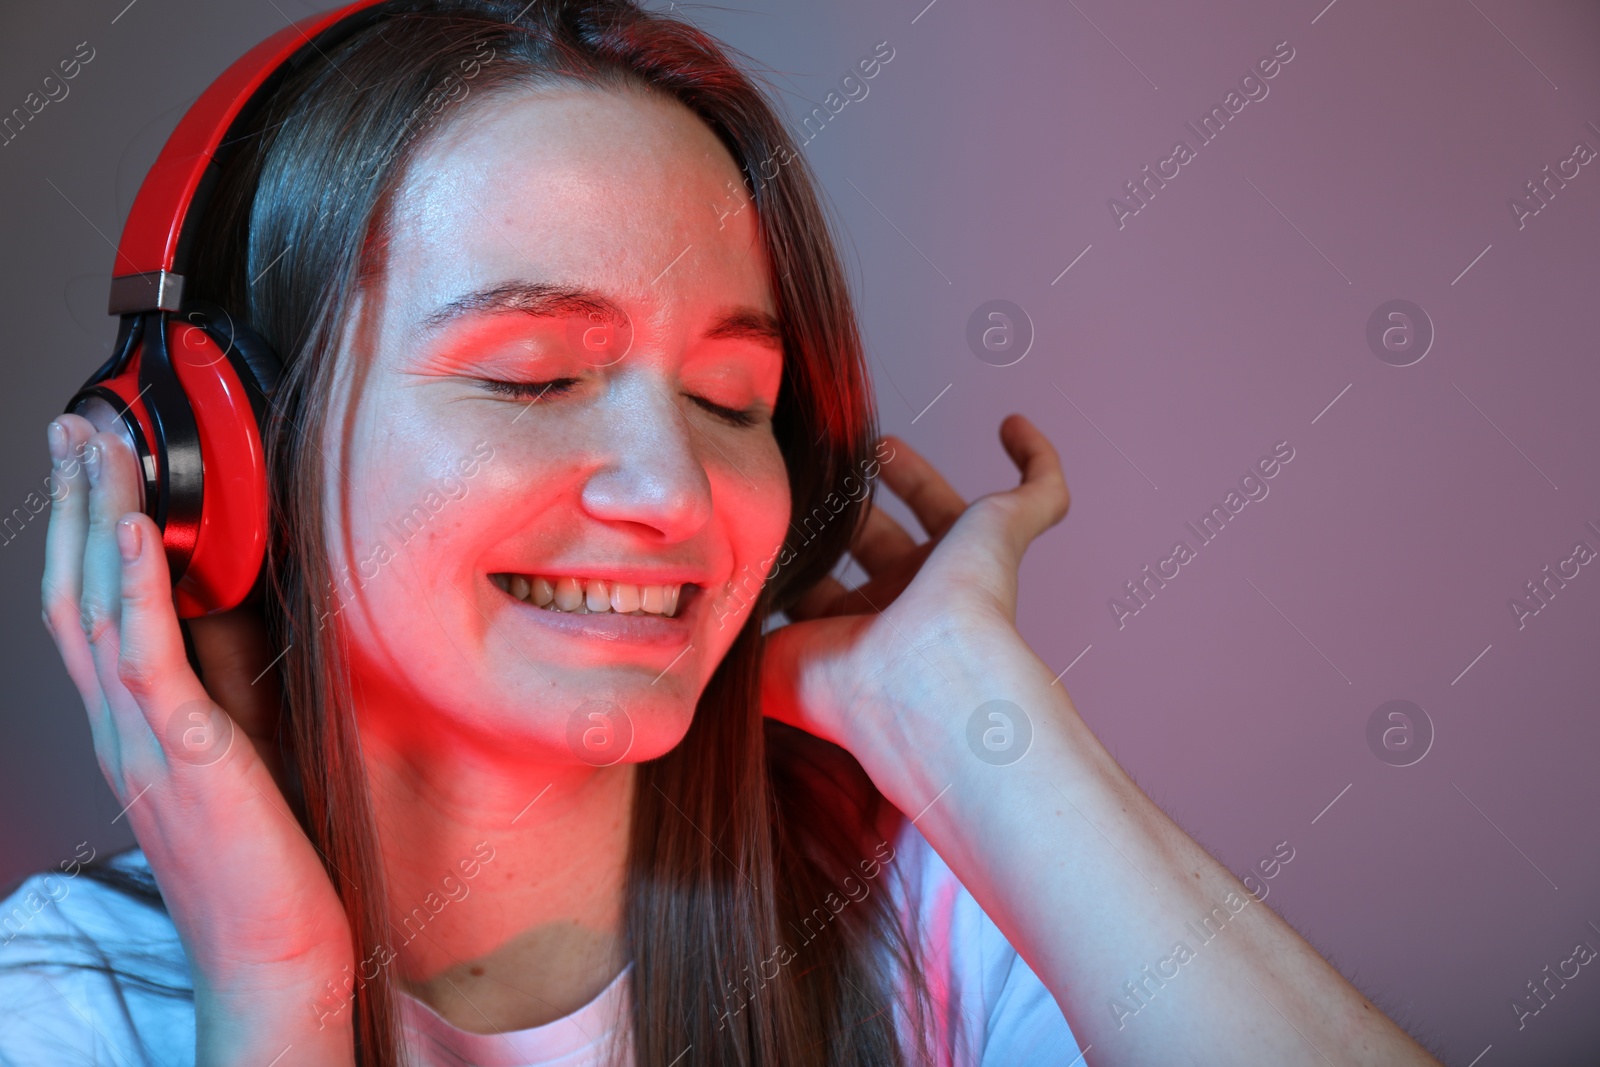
[0,818,1080,1065]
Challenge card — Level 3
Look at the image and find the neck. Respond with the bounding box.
[357,703,635,1033]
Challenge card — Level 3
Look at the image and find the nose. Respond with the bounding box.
[579,373,714,542]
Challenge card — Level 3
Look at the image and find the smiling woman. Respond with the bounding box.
[1,2,1064,1065]
[5,1,1450,1066]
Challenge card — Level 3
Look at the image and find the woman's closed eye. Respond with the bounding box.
[474,376,761,428]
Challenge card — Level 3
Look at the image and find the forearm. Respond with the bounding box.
[858,642,1440,1065]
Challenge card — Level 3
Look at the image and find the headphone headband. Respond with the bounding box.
[109,0,391,314]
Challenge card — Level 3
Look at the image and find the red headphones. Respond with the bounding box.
[65,0,391,618]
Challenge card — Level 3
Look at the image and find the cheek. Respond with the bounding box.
[723,437,792,575]
[693,435,789,639]
[322,420,513,650]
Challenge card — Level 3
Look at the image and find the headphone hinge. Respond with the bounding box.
[109,270,186,315]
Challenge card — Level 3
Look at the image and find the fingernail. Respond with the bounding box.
[84,441,101,484]
[46,421,65,464]
[116,519,141,562]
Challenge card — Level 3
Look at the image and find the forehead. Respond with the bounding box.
[377,84,769,332]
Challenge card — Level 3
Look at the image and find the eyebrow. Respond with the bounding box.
[420,280,784,351]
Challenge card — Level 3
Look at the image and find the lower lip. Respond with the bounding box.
[493,579,701,648]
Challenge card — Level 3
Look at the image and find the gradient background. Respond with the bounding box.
[2,0,1598,1063]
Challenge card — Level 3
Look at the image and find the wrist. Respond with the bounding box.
[194,955,358,1066]
[196,995,355,1067]
[836,617,1073,812]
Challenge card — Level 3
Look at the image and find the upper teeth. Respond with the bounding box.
[492,573,684,617]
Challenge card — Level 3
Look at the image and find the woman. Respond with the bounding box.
[4,1,1444,1064]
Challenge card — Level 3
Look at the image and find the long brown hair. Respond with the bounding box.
[186,1,933,1063]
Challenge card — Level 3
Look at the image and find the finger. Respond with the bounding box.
[875,435,966,539]
[785,574,849,622]
[79,432,149,702]
[848,503,918,578]
[992,413,1071,546]
[113,510,233,761]
[40,416,103,709]
[852,539,935,607]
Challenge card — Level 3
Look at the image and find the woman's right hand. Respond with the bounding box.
[39,414,357,1064]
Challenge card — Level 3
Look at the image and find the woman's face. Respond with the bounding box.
[320,86,791,766]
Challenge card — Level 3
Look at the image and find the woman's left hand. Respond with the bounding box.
[763,416,1446,1067]
[760,413,1071,772]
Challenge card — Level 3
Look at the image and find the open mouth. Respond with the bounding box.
[488,572,698,619]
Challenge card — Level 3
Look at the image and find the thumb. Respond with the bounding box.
[993,414,1071,559]
[185,603,289,793]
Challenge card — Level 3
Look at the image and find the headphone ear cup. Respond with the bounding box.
[158,304,277,617]
[179,301,284,405]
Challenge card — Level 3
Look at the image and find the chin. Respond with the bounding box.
[543,684,700,767]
